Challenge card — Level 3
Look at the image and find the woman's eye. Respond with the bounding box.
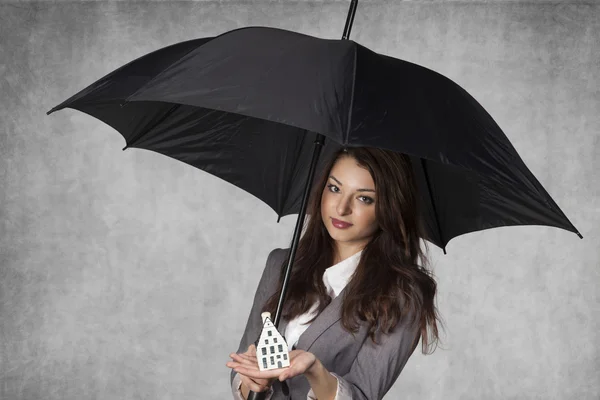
[327,184,374,204]
[359,196,374,204]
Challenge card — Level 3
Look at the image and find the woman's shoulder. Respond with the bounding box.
[265,247,291,270]
[267,247,291,260]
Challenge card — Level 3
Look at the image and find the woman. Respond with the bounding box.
[227,146,444,399]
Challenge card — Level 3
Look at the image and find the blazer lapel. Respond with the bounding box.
[293,285,347,352]
[270,248,348,353]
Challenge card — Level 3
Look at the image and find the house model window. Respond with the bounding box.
[254,312,291,371]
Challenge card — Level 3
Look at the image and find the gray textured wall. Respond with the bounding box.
[1,1,598,399]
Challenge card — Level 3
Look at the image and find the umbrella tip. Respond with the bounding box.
[277,215,281,223]
[576,231,583,239]
[443,248,447,255]
[122,145,129,151]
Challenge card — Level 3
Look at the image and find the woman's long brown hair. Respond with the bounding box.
[262,146,444,354]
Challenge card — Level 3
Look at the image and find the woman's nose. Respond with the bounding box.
[337,197,352,215]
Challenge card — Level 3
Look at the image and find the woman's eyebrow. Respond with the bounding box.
[329,175,375,193]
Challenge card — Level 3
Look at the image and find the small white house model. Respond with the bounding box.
[255,312,291,371]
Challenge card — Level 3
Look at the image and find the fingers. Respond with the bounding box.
[237,372,271,393]
[238,352,258,362]
[230,353,257,368]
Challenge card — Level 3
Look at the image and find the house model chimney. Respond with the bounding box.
[261,311,271,324]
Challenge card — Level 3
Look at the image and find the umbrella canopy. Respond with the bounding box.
[47,26,581,253]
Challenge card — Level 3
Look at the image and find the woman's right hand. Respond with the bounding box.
[229,344,277,393]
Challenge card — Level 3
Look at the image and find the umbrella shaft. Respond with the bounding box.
[248,133,326,399]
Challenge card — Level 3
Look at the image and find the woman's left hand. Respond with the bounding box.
[227,349,317,382]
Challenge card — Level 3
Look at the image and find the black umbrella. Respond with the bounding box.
[47,1,581,398]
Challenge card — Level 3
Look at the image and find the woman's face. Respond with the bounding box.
[321,156,379,258]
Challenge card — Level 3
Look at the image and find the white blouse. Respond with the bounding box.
[231,250,363,400]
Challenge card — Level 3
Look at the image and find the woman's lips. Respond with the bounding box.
[331,218,353,229]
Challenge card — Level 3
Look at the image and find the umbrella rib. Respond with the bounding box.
[420,158,446,254]
[123,39,214,104]
[123,104,180,150]
[278,131,307,221]
[344,46,358,145]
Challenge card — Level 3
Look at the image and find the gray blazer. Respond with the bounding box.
[230,247,421,400]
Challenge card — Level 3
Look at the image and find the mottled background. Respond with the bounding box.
[0,0,598,399]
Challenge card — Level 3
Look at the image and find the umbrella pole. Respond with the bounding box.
[248,134,326,400]
[342,0,359,40]
[247,2,358,399]
[271,134,326,330]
